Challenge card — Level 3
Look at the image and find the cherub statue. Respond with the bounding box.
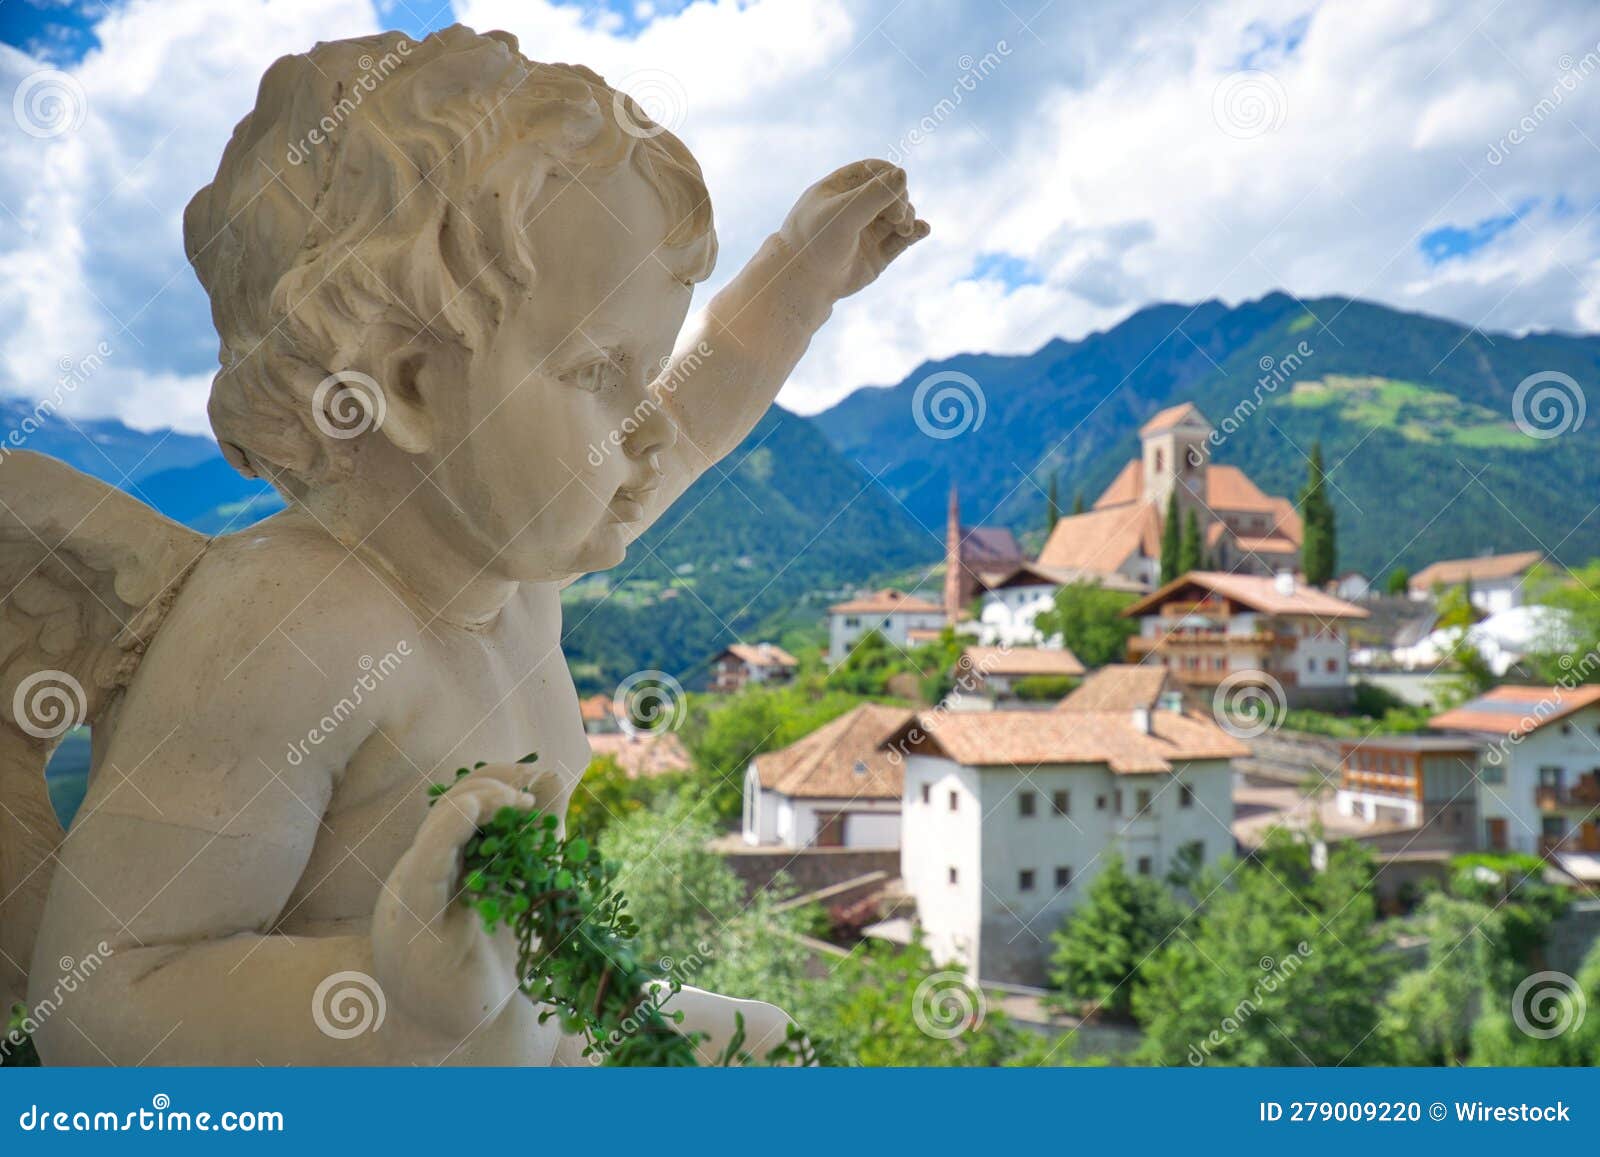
[0,25,924,1065]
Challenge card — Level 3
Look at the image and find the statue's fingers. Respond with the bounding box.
[831,165,908,234]
[879,218,930,263]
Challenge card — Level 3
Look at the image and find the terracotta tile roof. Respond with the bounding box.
[1139,402,1210,436]
[1232,535,1299,556]
[587,732,691,778]
[1037,502,1162,573]
[1429,684,1600,739]
[1409,550,1544,593]
[1093,460,1144,509]
[1124,570,1370,619]
[579,693,616,723]
[829,587,943,615]
[1058,664,1175,711]
[754,704,914,799]
[1205,464,1280,512]
[982,561,1147,594]
[722,642,798,668]
[960,644,1086,678]
[885,707,1248,773]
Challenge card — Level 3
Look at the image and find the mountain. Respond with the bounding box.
[813,293,1600,576]
[133,457,282,533]
[0,398,219,484]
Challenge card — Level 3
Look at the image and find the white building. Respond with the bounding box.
[1431,685,1600,868]
[1407,550,1545,614]
[827,588,945,660]
[975,562,1146,647]
[709,642,798,693]
[743,704,912,849]
[954,644,1085,702]
[887,705,1247,984]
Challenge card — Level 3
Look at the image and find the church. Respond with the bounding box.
[1036,403,1302,587]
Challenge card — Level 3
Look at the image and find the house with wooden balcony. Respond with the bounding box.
[1430,685,1600,875]
[1121,570,1368,708]
[1334,734,1483,852]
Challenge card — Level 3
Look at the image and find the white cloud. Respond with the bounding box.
[2,0,1598,433]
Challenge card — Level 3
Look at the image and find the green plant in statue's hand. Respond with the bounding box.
[3,1002,39,1067]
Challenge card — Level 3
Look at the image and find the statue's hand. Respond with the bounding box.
[373,764,559,1040]
[777,159,929,302]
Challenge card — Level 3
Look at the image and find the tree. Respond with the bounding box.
[1047,854,1183,1019]
[1527,559,1600,683]
[1134,834,1394,1065]
[1385,566,1410,595]
[1179,509,1203,574]
[1046,473,1061,532]
[1298,440,1337,586]
[1033,580,1140,668]
[1071,490,1085,516]
[1159,491,1181,583]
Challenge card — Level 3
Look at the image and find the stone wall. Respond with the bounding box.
[716,844,900,904]
[1241,728,1343,782]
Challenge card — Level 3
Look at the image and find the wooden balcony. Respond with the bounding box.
[1536,774,1600,811]
[1541,825,1600,856]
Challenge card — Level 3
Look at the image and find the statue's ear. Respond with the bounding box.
[376,346,435,455]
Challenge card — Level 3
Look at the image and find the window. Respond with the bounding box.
[1480,761,1505,785]
[1325,658,1338,674]
[1018,869,1035,892]
[1019,791,1036,817]
[1179,783,1194,808]
[1137,856,1153,876]
[1114,789,1124,814]
[844,616,860,628]
[1135,788,1153,816]
[1096,794,1107,810]
[1307,656,1315,672]
[1052,789,1070,816]
[1055,866,1072,888]
[949,790,959,812]
[921,783,931,804]
[948,866,959,884]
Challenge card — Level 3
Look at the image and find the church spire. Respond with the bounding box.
[943,481,962,625]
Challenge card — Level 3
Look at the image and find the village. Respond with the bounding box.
[579,402,1600,1045]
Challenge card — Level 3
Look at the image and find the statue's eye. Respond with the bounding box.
[563,357,622,394]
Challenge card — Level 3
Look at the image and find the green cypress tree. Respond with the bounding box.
[1160,491,1181,584]
[1299,441,1337,586]
[1071,490,1085,516]
[1179,509,1203,574]
[1046,473,1061,531]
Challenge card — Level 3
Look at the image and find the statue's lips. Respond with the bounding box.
[608,481,658,522]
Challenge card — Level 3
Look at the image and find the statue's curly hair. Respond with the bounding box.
[184,24,716,489]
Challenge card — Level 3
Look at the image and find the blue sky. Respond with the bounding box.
[1,0,1598,433]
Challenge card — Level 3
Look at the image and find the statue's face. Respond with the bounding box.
[429,164,695,580]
